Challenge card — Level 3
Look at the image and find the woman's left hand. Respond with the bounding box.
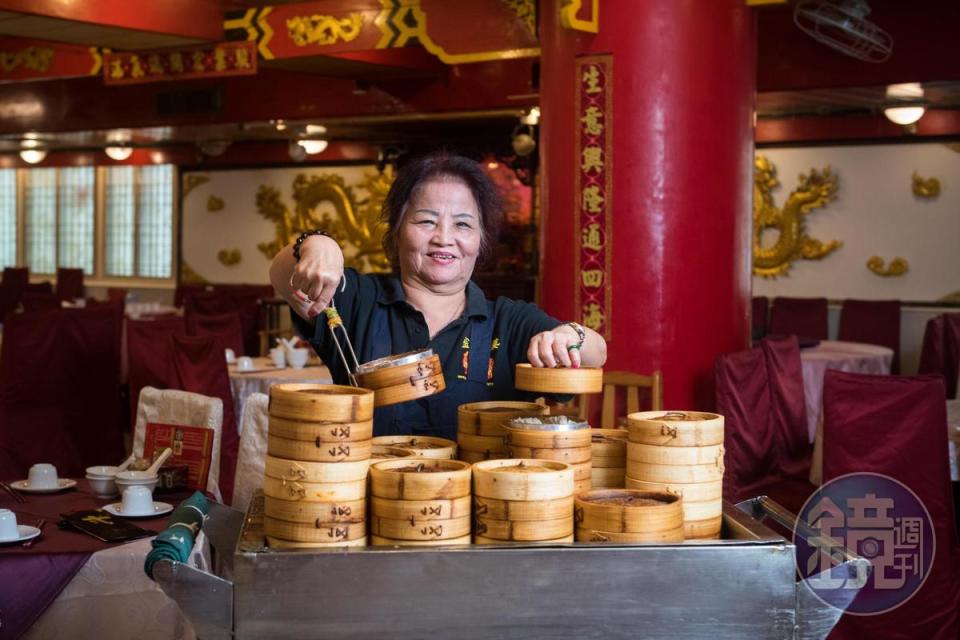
[527,326,582,369]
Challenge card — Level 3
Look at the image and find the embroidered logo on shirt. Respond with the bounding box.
[487,337,501,387]
[457,336,470,380]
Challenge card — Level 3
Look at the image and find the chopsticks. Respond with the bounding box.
[23,519,45,548]
[0,481,25,503]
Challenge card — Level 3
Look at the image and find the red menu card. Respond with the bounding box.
[143,423,213,491]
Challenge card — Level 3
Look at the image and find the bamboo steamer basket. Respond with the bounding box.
[355,351,445,408]
[573,489,683,534]
[514,363,603,394]
[576,526,684,543]
[506,445,592,464]
[262,476,366,503]
[473,495,573,522]
[370,534,472,547]
[684,515,722,539]
[574,479,592,495]
[269,383,374,423]
[682,498,723,521]
[591,467,625,488]
[369,459,471,500]
[624,477,723,503]
[369,496,472,521]
[268,434,372,462]
[371,436,457,460]
[568,460,593,481]
[504,426,592,450]
[370,515,471,541]
[264,455,370,484]
[625,459,724,484]
[371,445,416,460]
[472,459,574,501]
[473,534,574,545]
[627,443,724,466]
[457,432,509,454]
[591,429,628,457]
[458,401,549,437]
[592,454,627,468]
[626,411,724,447]
[267,536,367,549]
[263,495,365,524]
[458,449,507,464]
[474,515,573,541]
[268,416,373,443]
[264,516,366,542]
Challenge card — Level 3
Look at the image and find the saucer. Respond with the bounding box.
[103,502,173,518]
[231,364,276,374]
[0,525,41,545]
[11,478,77,494]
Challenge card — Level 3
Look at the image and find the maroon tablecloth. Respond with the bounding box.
[0,479,192,640]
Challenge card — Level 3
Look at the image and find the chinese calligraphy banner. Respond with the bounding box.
[103,41,257,85]
[574,55,612,340]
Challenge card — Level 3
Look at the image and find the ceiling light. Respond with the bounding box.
[19,138,46,164]
[105,146,133,161]
[520,106,540,126]
[275,119,287,131]
[288,141,306,162]
[883,82,926,126]
[883,106,925,126]
[298,139,328,155]
[198,139,231,156]
[305,124,327,136]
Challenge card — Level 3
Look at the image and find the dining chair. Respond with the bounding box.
[575,370,663,428]
[768,296,829,340]
[837,298,901,373]
[822,370,960,639]
[185,309,246,356]
[232,392,269,513]
[918,313,960,400]
[133,386,224,503]
[56,267,85,301]
[127,316,186,430]
[760,335,812,479]
[751,296,769,340]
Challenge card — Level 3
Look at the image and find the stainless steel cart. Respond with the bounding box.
[153,495,869,639]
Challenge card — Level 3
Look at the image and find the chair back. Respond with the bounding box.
[2,267,28,290]
[714,348,777,501]
[577,370,663,428]
[945,313,960,399]
[822,370,960,639]
[751,296,769,339]
[107,287,128,303]
[56,267,85,301]
[127,316,186,429]
[837,298,901,373]
[768,296,828,340]
[233,392,269,512]
[21,291,60,312]
[186,309,245,356]
[759,335,811,479]
[133,386,224,503]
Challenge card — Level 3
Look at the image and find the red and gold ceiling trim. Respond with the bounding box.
[102,41,257,86]
[0,37,102,83]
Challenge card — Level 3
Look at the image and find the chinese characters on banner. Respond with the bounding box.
[103,41,257,85]
[574,55,612,340]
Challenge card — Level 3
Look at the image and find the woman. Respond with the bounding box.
[270,152,606,440]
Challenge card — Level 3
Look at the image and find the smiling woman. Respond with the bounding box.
[270,152,606,440]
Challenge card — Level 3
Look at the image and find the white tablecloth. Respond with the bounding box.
[229,357,331,432]
[801,340,894,442]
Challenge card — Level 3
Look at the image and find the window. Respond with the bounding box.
[12,165,176,282]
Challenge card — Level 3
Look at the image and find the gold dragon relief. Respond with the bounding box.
[256,168,394,273]
[753,154,842,278]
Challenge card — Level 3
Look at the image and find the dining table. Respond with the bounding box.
[0,479,206,640]
[228,356,331,431]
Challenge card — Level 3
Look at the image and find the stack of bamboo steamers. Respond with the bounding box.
[262,383,375,548]
[624,411,725,540]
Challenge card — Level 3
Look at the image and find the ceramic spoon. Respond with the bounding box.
[116,448,173,481]
[115,453,136,473]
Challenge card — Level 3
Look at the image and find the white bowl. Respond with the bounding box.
[86,474,119,497]
[114,472,158,492]
[86,465,119,478]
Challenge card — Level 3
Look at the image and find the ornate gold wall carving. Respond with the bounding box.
[753,155,841,278]
[217,249,242,266]
[180,260,209,284]
[502,0,536,36]
[207,195,225,211]
[182,174,210,199]
[867,256,909,277]
[286,13,364,47]
[911,171,941,198]
[256,168,393,273]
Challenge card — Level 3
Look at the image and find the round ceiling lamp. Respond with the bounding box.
[884,82,926,126]
[288,140,306,162]
[19,138,46,164]
[298,139,328,155]
[105,145,134,161]
[883,106,926,126]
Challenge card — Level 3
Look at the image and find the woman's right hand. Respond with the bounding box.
[270,234,344,320]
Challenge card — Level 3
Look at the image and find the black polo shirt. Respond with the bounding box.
[291,269,562,399]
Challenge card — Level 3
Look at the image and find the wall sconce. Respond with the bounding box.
[511,123,536,157]
[884,82,926,126]
[520,106,540,126]
[19,138,46,164]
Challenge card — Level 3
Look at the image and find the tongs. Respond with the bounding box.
[323,303,360,386]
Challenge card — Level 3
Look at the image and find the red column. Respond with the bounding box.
[539,0,756,410]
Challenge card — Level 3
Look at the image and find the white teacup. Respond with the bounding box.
[225,348,236,364]
[0,509,18,541]
[236,356,254,371]
[288,348,309,369]
[120,486,155,516]
[269,347,286,368]
[28,463,58,489]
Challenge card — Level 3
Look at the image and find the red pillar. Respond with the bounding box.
[539,0,756,410]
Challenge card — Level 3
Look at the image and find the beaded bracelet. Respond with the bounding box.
[292,229,331,262]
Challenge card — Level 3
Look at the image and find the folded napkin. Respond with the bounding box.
[144,491,209,579]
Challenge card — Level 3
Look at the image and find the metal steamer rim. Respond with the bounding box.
[506,415,590,432]
[356,349,435,375]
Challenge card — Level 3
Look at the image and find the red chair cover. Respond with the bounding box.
[714,348,777,500]
[769,296,829,340]
[945,314,960,400]
[56,267,85,301]
[918,315,945,378]
[20,291,60,312]
[107,287,128,303]
[760,335,811,479]
[169,334,239,504]
[751,296,769,337]
[174,283,210,309]
[2,267,28,290]
[186,289,267,356]
[24,282,53,295]
[127,316,186,429]
[186,309,245,356]
[837,299,901,373]
[823,371,960,640]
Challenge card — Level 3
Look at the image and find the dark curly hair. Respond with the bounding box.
[380,152,503,271]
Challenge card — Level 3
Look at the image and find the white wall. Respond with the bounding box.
[752,142,960,301]
[181,165,380,284]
